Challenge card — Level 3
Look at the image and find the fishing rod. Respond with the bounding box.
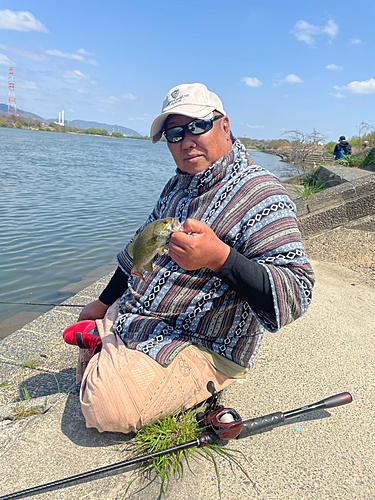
[0,301,86,308]
[0,382,352,500]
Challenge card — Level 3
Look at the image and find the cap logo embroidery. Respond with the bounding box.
[171,89,179,99]
[164,93,189,109]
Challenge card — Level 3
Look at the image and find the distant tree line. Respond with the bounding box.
[0,114,152,140]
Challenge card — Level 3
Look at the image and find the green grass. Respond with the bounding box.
[292,170,327,200]
[11,384,43,420]
[12,402,42,420]
[339,150,374,169]
[125,407,251,497]
[53,373,61,393]
[0,380,10,388]
[20,358,38,370]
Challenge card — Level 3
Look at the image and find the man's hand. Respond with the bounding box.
[168,219,230,273]
[78,299,109,322]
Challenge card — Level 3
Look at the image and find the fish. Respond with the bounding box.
[128,217,181,280]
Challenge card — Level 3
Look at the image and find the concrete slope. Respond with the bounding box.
[0,259,374,500]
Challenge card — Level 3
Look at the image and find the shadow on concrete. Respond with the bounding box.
[60,390,134,448]
[16,368,76,402]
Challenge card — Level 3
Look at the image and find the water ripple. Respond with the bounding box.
[0,129,299,327]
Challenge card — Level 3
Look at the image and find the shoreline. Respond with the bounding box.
[0,260,116,340]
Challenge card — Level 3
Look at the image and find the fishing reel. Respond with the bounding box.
[196,381,243,440]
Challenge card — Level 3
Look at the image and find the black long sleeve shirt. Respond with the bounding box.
[99,248,275,315]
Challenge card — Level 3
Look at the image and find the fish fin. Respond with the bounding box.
[128,242,134,258]
[131,269,145,281]
[128,233,140,258]
[157,245,168,256]
[146,236,158,248]
[144,261,153,272]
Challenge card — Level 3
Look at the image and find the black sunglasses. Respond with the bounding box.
[163,115,223,143]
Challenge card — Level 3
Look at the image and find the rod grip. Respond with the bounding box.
[320,392,352,409]
[238,412,285,439]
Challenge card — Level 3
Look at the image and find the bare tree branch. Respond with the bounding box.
[281,129,327,172]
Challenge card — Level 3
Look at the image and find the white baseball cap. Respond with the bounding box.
[150,83,226,143]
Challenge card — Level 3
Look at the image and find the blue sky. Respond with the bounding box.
[0,1,373,141]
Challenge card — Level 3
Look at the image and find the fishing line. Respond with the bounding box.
[0,301,86,308]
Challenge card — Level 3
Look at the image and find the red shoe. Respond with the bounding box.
[63,320,102,355]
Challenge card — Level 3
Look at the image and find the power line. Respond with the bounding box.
[0,301,86,308]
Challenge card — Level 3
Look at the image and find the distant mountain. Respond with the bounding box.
[0,103,142,136]
[0,103,44,120]
[64,119,141,137]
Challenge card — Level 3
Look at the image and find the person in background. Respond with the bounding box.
[362,141,369,151]
[334,136,352,160]
[63,83,315,434]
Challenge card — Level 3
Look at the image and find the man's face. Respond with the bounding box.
[165,114,232,174]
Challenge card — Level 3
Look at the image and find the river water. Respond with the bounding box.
[0,128,299,332]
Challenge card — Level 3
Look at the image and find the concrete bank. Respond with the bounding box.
[1,169,375,499]
[284,164,375,237]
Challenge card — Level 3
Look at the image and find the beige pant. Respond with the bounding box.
[79,300,236,434]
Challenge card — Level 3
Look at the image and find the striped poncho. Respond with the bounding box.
[114,139,314,368]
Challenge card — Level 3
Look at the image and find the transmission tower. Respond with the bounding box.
[8,67,18,117]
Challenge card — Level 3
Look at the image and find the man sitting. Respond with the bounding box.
[63,83,315,434]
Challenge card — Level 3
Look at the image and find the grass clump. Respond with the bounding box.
[12,403,42,420]
[339,150,374,169]
[20,358,38,370]
[126,407,250,497]
[12,384,43,420]
[292,169,327,200]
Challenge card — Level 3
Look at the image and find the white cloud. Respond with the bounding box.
[0,44,46,62]
[98,94,136,103]
[98,96,120,103]
[291,19,339,47]
[47,49,99,66]
[133,114,152,122]
[324,20,339,38]
[120,93,136,100]
[332,79,375,95]
[284,74,303,84]
[246,124,265,129]
[326,63,341,70]
[61,70,96,85]
[0,53,14,66]
[241,77,262,88]
[344,78,375,94]
[273,74,303,86]
[330,92,345,98]
[0,9,47,32]
[18,80,40,90]
[349,38,361,45]
[47,49,85,61]
[76,49,91,56]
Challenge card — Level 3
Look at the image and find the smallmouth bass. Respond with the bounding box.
[128,217,181,280]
